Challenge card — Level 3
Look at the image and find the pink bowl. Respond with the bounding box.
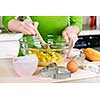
[13,55,38,77]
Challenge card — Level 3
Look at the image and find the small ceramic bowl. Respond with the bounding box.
[13,55,38,77]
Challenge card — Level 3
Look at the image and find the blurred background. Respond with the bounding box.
[0,16,100,30]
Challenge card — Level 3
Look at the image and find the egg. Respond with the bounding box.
[67,59,78,73]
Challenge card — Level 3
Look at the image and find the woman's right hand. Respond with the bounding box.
[21,19,39,35]
[8,19,39,35]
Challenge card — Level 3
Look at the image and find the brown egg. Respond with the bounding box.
[67,59,78,73]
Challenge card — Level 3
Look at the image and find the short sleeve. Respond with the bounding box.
[2,16,16,31]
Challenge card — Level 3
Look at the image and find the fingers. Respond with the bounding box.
[62,31,69,43]
[62,26,79,59]
[33,22,39,28]
[65,26,79,35]
[22,23,36,35]
[22,19,39,36]
[62,30,78,43]
[63,26,78,42]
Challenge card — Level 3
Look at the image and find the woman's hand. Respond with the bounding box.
[62,26,80,58]
[21,19,39,35]
[62,26,79,43]
[8,19,39,35]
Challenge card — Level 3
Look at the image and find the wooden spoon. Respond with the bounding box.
[26,16,49,49]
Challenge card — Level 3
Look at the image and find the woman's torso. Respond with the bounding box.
[30,16,68,42]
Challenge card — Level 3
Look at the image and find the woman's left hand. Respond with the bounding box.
[62,26,79,43]
[62,26,80,58]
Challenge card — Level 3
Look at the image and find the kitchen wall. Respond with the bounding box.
[83,16,100,27]
[0,16,2,28]
[83,16,89,25]
[96,16,100,27]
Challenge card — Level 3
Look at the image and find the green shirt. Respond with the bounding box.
[2,16,82,39]
[2,16,83,55]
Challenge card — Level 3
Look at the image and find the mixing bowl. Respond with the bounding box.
[19,37,69,67]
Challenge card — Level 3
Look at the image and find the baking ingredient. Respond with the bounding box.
[83,48,100,61]
[67,59,78,73]
[28,48,63,67]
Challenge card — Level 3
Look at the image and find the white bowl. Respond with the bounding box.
[13,55,38,77]
[0,33,23,58]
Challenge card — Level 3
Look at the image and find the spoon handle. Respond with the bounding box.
[26,16,49,49]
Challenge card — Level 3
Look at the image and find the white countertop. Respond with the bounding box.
[0,58,100,83]
[0,30,100,82]
[0,69,99,83]
[79,30,100,36]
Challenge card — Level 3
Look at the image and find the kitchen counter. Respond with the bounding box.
[67,76,100,83]
[0,30,100,83]
[0,70,100,83]
[0,58,100,83]
[1,75,100,83]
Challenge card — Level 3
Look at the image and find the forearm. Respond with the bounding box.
[8,19,23,32]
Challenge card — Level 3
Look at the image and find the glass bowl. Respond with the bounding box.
[19,37,69,67]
